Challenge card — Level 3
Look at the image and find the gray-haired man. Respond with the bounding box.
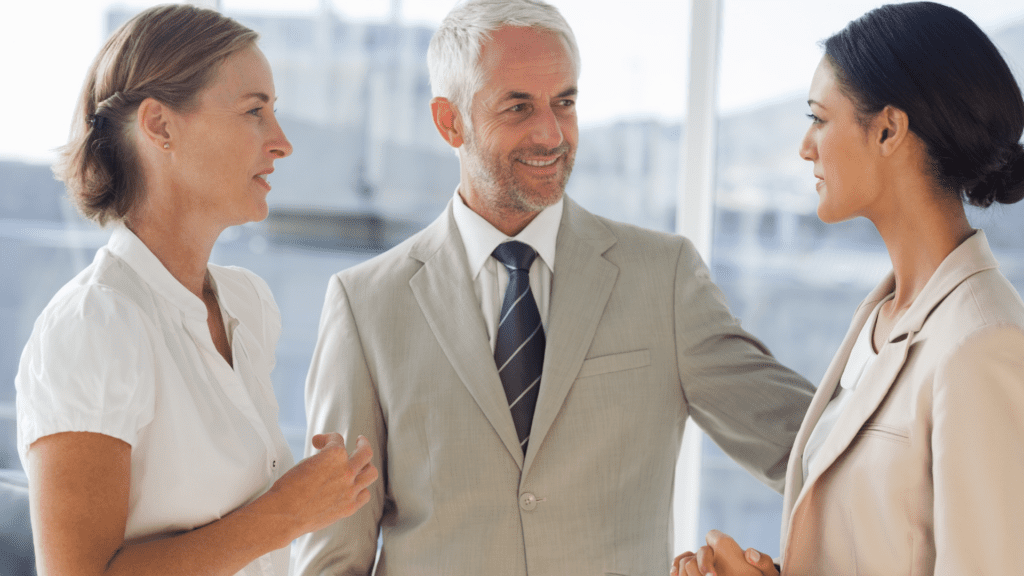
[293,1,813,574]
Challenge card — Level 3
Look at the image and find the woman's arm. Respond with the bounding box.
[29,430,377,576]
[931,324,1024,576]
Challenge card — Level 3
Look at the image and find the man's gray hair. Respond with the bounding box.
[427,0,581,133]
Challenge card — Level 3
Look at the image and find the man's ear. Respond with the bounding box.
[876,105,909,157]
[430,97,464,148]
[137,97,172,151]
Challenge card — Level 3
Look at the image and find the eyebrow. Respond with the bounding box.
[241,92,274,103]
[807,98,825,109]
[501,87,579,101]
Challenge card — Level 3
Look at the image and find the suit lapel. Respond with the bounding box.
[779,275,894,552]
[409,202,525,468]
[522,198,618,478]
[799,326,912,492]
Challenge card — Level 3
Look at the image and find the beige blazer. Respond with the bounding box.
[779,231,1024,576]
[293,196,814,576]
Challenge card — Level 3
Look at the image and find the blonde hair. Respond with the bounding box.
[54,4,258,225]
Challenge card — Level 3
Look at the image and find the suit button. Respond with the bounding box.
[519,493,537,511]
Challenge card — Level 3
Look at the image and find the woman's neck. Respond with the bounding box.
[126,205,222,299]
[870,183,973,315]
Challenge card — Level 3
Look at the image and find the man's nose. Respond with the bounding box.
[529,104,564,150]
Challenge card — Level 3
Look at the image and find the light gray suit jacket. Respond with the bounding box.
[778,231,1024,575]
[293,197,814,576]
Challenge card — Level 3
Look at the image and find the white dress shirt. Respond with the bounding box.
[15,225,293,576]
[801,295,890,482]
[451,190,564,350]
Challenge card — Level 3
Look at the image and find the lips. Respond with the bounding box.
[519,157,559,167]
[254,168,274,190]
[515,143,570,169]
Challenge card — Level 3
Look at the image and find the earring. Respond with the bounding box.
[163,142,170,149]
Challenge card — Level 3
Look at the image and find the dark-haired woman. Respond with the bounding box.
[673,3,1024,576]
[15,5,376,575]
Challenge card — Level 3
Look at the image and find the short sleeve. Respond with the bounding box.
[15,285,157,465]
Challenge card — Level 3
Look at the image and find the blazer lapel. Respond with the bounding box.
[781,231,1001,556]
[408,202,525,468]
[779,275,894,552]
[522,198,618,478]
[799,323,913,492]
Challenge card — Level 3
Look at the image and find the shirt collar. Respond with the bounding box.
[451,188,563,279]
[106,224,209,320]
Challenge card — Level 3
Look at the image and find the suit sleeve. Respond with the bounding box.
[673,238,815,492]
[932,324,1024,575]
[292,274,387,576]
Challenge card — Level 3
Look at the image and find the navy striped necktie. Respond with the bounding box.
[492,241,545,455]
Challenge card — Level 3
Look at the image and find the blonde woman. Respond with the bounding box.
[16,6,377,575]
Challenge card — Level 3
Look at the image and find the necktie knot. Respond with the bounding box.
[492,241,537,272]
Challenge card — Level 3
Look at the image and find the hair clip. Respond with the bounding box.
[90,114,108,131]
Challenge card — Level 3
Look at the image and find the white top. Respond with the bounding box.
[15,225,293,576]
[802,296,890,482]
[451,189,563,350]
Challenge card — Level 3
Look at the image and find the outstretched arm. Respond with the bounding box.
[672,239,814,492]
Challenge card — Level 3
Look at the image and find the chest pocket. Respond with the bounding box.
[857,421,910,445]
[578,349,650,379]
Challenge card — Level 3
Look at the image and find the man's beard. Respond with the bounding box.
[463,137,575,215]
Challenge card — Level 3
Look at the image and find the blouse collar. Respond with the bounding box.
[105,224,209,321]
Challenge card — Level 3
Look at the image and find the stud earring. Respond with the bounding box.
[163,142,170,149]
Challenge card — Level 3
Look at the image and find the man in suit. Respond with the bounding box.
[292,1,814,574]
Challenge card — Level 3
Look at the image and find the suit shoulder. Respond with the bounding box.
[588,211,696,264]
[332,222,432,290]
[936,268,1024,332]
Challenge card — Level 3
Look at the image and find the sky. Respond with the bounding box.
[2,0,1023,164]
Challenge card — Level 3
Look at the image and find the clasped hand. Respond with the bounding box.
[671,530,779,576]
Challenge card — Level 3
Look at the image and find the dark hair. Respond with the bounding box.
[824,1,1024,207]
[53,4,258,225]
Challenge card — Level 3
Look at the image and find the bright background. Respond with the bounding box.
[4,1,1023,164]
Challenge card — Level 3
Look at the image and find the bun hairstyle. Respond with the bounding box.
[823,1,1024,208]
[54,4,258,225]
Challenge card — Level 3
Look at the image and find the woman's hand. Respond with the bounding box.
[671,530,779,576]
[261,432,378,542]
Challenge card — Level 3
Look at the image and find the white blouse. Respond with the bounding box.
[801,295,890,482]
[16,225,294,576]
